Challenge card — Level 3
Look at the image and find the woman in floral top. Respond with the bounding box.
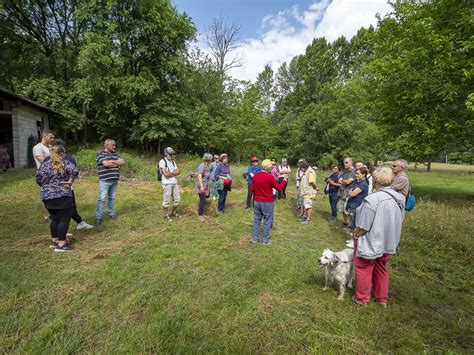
[36,144,78,252]
[196,153,213,222]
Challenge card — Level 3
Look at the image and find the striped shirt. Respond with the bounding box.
[97,150,121,180]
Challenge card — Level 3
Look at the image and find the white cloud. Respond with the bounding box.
[229,0,392,82]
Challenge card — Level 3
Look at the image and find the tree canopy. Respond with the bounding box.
[1,0,472,166]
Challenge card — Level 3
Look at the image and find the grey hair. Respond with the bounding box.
[344,157,353,164]
[202,153,213,162]
[396,159,408,171]
[281,158,288,164]
[104,139,115,147]
[373,166,394,187]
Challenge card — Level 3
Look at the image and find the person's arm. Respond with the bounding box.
[342,177,355,186]
[271,175,288,191]
[353,227,367,239]
[328,178,342,187]
[161,163,174,178]
[348,187,362,197]
[198,173,204,191]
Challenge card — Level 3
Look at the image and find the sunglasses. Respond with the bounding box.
[392,165,398,168]
[252,160,259,163]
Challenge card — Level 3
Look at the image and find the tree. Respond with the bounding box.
[205,15,243,79]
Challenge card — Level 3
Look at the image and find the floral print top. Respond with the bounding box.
[35,159,78,201]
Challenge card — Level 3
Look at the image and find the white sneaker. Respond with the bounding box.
[66,233,73,237]
[76,221,93,230]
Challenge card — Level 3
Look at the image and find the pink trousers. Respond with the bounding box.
[353,239,391,304]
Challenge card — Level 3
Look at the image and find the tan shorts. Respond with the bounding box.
[303,198,313,209]
[162,184,180,208]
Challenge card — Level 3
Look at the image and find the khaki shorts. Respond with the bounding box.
[303,198,313,209]
[162,183,180,208]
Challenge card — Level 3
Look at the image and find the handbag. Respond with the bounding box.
[405,189,416,211]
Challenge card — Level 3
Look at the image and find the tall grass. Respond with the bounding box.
[0,152,472,353]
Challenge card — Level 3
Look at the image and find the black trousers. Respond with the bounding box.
[277,177,287,199]
[246,184,254,208]
[71,190,83,224]
[198,193,208,216]
[48,207,74,241]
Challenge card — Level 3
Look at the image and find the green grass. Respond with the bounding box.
[1,158,473,353]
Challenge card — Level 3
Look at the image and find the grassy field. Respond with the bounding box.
[1,156,473,353]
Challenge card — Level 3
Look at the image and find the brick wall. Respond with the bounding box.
[12,103,49,167]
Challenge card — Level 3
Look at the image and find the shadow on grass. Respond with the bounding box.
[413,185,474,204]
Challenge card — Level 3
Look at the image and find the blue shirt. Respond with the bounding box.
[247,165,262,184]
[327,172,341,193]
[347,179,369,209]
[97,150,121,181]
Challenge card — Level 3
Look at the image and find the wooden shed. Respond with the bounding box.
[0,89,59,168]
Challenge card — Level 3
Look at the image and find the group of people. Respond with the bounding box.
[33,131,411,307]
[320,157,411,306]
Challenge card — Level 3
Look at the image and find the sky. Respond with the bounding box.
[173,0,393,82]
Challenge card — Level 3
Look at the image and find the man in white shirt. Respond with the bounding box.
[159,147,180,222]
[33,130,55,168]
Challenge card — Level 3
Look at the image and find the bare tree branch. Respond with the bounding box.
[205,15,243,78]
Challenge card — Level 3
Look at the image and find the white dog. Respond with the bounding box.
[318,248,354,300]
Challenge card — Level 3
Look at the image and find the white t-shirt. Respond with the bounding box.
[159,158,178,184]
[33,143,50,169]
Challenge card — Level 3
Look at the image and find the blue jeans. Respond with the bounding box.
[96,179,118,219]
[329,191,338,219]
[218,188,228,212]
[211,180,218,198]
[252,201,274,243]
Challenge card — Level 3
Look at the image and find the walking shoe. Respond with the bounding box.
[246,207,251,212]
[328,218,336,224]
[263,241,271,246]
[96,218,102,226]
[66,233,73,237]
[108,214,117,220]
[49,241,58,249]
[54,244,73,252]
[171,212,180,218]
[198,215,205,222]
[252,239,259,244]
[164,216,172,222]
[76,221,93,230]
[352,295,368,306]
[375,301,387,308]
[301,219,312,225]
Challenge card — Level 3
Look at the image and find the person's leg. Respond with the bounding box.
[107,180,119,217]
[261,202,274,243]
[353,240,374,303]
[56,207,74,246]
[217,189,225,212]
[212,181,218,199]
[198,193,206,216]
[351,208,357,231]
[246,184,253,209]
[221,188,228,211]
[47,208,59,243]
[373,254,391,304]
[162,184,172,219]
[252,202,264,242]
[277,178,284,199]
[96,180,109,220]
[282,182,287,199]
[329,192,338,219]
[71,190,83,224]
[171,184,180,216]
[306,208,312,222]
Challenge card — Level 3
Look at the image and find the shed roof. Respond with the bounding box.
[0,89,61,115]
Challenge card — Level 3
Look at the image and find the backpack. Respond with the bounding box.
[157,158,176,182]
[405,188,416,211]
